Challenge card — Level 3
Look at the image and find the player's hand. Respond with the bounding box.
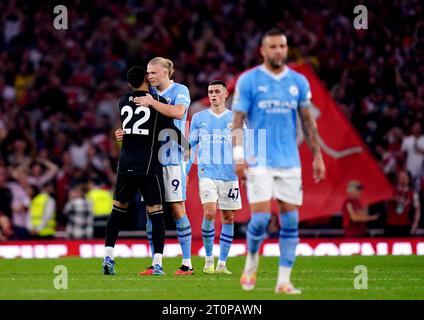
[235,163,248,185]
[134,94,154,107]
[115,129,125,141]
[312,153,326,183]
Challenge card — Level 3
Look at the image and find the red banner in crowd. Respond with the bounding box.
[186,64,394,238]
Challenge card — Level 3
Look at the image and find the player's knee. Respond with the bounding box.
[278,201,299,213]
[147,204,163,214]
[250,212,271,232]
[113,200,128,209]
[170,202,185,219]
[204,210,216,221]
[221,211,234,224]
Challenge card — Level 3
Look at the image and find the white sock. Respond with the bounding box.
[153,253,163,267]
[217,260,226,267]
[205,256,214,263]
[104,246,114,259]
[277,266,292,284]
[182,258,192,269]
[244,252,259,273]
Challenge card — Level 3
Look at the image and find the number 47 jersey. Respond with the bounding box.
[117,90,188,176]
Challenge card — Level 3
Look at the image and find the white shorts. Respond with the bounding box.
[246,167,303,205]
[199,178,242,210]
[163,164,186,202]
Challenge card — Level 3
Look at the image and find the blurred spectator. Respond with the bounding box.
[342,180,379,237]
[7,169,32,240]
[0,166,13,240]
[28,182,56,239]
[401,122,424,190]
[63,184,93,239]
[25,158,59,190]
[85,179,113,238]
[385,170,421,237]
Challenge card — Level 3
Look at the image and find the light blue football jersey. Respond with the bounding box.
[232,65,312,169]
[188,108,237,182]
[150,81,191,166]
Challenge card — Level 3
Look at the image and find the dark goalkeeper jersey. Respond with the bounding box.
[117,90,189,175]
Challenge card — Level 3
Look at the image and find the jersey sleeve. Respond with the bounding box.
[297,74,312,109]
[174,85,191,110]
[232,73,253,114]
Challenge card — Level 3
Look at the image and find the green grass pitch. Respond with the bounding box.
[1,256,423,300]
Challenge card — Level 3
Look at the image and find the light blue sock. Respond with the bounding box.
[279,210,299,267]
[202,218,215,257]
[176,215,192,260]
[246,212,271,254]
[146,217,154,258]
[219,223,234,262]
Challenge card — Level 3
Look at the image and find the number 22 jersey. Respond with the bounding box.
[117,90,188,176]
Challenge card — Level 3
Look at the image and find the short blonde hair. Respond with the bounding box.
[148,57,174,79]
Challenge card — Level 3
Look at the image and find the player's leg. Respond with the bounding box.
[163,164,193,275]
[216,210,234,274]
[241,169,273,290]
[201,202,217,274]
[139,174,166,276]
[146,204,166,276]
[170,201,193,274]
[274,168,303,294]
[199,178,219,274]
[216,179,241,274]
[103,173,133,275]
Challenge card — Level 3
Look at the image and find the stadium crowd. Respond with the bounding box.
[0,0,423,240]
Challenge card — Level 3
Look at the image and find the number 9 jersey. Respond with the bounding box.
[117,90,189,176]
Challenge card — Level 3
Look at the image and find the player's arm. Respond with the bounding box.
[232,111,247,181]
[298,107,326,183]
[231,74,252,181]
[134,94,186,119]
[115,97,125,141]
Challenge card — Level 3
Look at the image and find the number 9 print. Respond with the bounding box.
[171,179,180,192]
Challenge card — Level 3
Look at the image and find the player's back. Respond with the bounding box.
[191,108,237,181]
[233,65,312,168]
[118,90,169,175]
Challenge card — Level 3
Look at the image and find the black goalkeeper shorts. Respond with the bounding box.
[113,172,165,206]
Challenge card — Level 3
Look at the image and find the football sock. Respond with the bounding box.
[278,210,299,283]
[219,223,234,263]
[149,209,165,255]
[176,215,192,268]
[105,205,127,248]
[146,216,154,257]
[104,246,114,259]
[202,218,215,257]
[246,212,271,254]
[152,253,163,268]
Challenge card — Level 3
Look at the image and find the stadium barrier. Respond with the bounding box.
[1,238,424,259]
